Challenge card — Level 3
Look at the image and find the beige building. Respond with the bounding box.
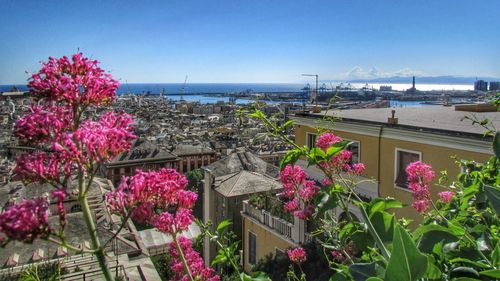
[202,150,281,265]
[292,105,497,222]
[241,105,498,273]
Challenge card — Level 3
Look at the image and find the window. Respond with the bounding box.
[248,232,257,265]
[346,140,360,164]
[395,149,421,188]
[306,133,317,150]
[125,167,131,174]
[113,168,120,175]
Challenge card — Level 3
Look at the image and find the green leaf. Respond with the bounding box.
[480,269,500,279]
[240,272,271,281]
[282,119,295,129]
[329,272,350,281]
[211,249,228,266]
[367,198,403,215]
[249,110,265,120]
[279,148,304,170]
[309,147,326,161]
[449,258,490,269]
[349,262,381,281]
[385,225,428,281]
[216,220,232,233]
[359,205,391,260]
[450,267,481,279]
[326,140,349,158]
[414,224,462,254]
[491,243,500,266]
[370,211,395,243]
[493,131,500,158]
[484,184,500,216]
[366,278,383,281]
[316,191,340,218]
[424,255,442,279]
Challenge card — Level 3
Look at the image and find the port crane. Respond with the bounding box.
[181,75,188,101]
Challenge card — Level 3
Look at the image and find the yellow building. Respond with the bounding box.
[241,105,498,273]
[292,105,497,222]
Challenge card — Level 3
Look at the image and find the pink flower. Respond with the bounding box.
[331,250,345,263]
[438,191,454,203]
[51,189,67,228]
[319,150,355,177]
[280,165,317,220]
[15,152,72,184]
[106,168,197,235]
[169,236,220,281]
[153,209,194,234]
[14,105,73,145]
[27,53,119,106]
[284,198,300,212]
[321,178,333,186]
[0,197,50,243]
[72,111,136,164]
[412,200,430,213]
[350,163,365,175]
[406,161,435,183]
[316,133,342,151]
[406,161,435,213]
[287,247,307,263]
[298,182,319,201]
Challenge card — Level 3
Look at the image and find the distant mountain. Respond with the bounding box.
[346,75,499,85]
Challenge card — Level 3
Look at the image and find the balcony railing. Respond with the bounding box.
[242,200,294,241]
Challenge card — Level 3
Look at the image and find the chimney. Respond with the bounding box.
[388,109,398,124]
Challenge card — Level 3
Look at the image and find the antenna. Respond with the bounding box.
[181,75,188,101]
[125,80,131,95]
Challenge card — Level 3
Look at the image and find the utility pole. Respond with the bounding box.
[302,74,318,105]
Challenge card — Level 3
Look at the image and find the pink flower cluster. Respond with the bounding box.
[106,169,197,234]
[52,189,68,229]
[280,165,318,220]
[169,236,220,281]
[70,111,136,164]
[15,111,135,184]
[15,152,72,184]
[14,105,73,145]
[0,197,50,243]
[316,133,365,177]
[316,133,342,151]
[1,53,136,248]
[287,247,307,264]
[406,161,435,213]
[28,53,119,106]
[438,191,454,203]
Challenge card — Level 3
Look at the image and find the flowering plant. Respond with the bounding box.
[249,108,500,281]
[0,54,218,281]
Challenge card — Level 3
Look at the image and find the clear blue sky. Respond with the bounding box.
[1,0,499,84]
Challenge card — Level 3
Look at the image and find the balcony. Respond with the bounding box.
[242,200,294,241]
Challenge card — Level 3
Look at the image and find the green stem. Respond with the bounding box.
[81,194,114,281]
[211,235,240,274]
[173,232,195,281]
[102,210,133,249]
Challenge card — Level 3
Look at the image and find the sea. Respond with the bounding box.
[0,83,474,107]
